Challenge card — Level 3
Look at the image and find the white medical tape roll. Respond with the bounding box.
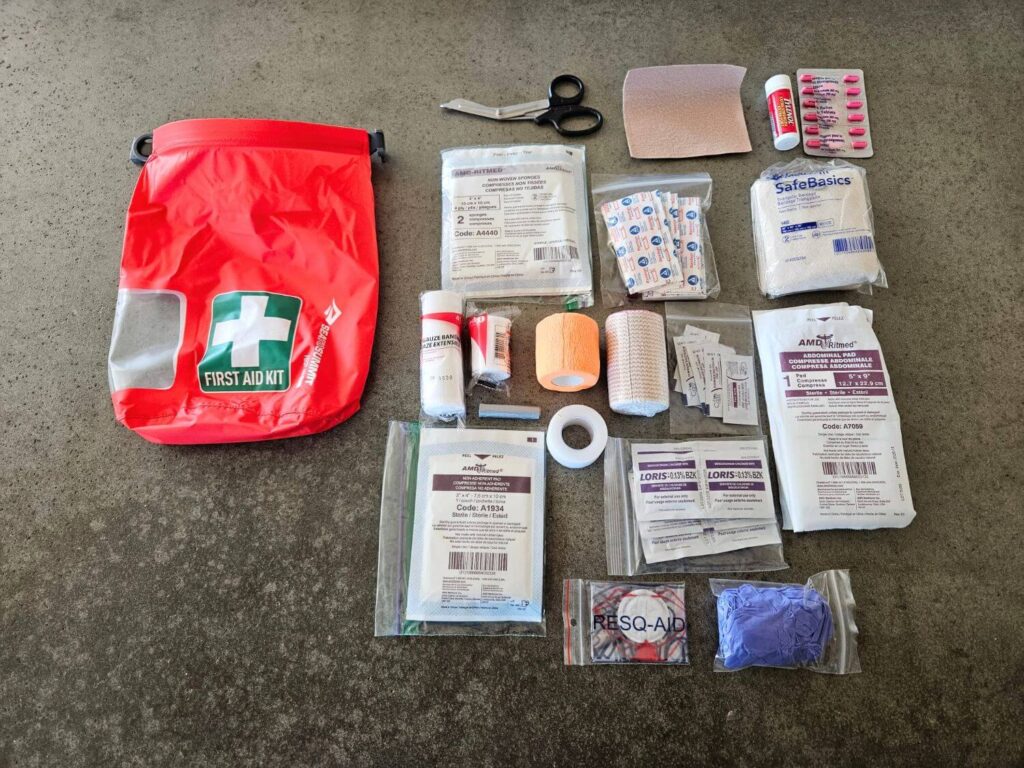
[468,312,512,382]
[545,405,608,469]
[605,310,670,417]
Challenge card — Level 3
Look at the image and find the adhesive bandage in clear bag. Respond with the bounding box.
[375,422,547,637]
[752,303,916,532]
[750,159,885,298]
[592,173,720,307]
[441,145,593,308]
[604,436,786,576]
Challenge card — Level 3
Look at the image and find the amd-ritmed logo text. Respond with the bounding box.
[798,334,856,349]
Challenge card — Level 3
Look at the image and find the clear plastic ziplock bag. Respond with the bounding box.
[563,580,689,665]
[604,436,787,576]
[375,421,547,637]
[710,569,861,674]
[750,158,885,298]
[441,145,593,309]
[591,173,720,307]
[665,301,762,436]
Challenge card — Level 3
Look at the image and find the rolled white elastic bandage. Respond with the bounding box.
[545,405,609,469]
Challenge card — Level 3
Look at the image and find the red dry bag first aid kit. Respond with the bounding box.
[109,119,385,444]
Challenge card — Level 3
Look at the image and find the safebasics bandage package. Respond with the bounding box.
[750,159,885,298]
[440,144,593,307]
[375,422,546,636]
[752,303,916,532]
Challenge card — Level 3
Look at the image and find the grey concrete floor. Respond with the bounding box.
[1,1,1022,766]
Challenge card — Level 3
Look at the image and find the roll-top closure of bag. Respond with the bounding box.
[153,118,371,156]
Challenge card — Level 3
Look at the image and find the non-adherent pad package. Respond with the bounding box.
[563,580,688,666]
[591,173,720,307]
[664,302,762,437]
[711,569,860,674]
[750,159,885,298]
[752,303,916,532]
[375,422,546,637]
[441,144,593,308]
[604,436,786,576]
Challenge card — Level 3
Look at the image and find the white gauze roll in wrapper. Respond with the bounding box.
[750,159,883,298]
[606,310,669,417]
[420,290,465,420]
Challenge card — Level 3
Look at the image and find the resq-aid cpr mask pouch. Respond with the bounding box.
[752,303,916,532]
[563,580,688,666]
[441,144,593,308]
[711,569,860,674]
[110,119,383,444]
[375,422,546,637]
[750,159,885,298]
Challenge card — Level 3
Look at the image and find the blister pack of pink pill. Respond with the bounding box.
[797,68,873,158]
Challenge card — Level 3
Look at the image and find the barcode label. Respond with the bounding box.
[448,551,508,571]
[494,330,509,362]
[822,460,877,476]
[832,236,875,254]
[533,245,579,261]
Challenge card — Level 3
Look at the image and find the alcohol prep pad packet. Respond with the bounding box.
[441,145,593,307]
[374,422,547,636]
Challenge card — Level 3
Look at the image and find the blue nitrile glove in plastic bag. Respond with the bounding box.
[710,570,861,674]
[717,584,832,668]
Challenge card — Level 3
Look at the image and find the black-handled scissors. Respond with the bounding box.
[441,74,604,137]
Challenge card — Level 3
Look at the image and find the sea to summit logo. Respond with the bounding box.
[798,333,855,350]
[198,291,301,392]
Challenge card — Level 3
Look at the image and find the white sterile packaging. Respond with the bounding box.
[722,354,758,426]
[441,145,593,308]
[375,422,547,636]
[752,303,916,532]
[604,436,786,576]
[750,159,885,298]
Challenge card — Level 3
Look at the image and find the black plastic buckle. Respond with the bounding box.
[369,130,386,162]
[129,133,153,166]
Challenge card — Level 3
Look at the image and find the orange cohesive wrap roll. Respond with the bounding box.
[535,313,600,392]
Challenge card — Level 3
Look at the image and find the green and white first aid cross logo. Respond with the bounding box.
[198,291,301,392]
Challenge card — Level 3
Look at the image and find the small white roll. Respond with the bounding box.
[469,312,512,382]
[546,405,608,469]
[605,310,669,417]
